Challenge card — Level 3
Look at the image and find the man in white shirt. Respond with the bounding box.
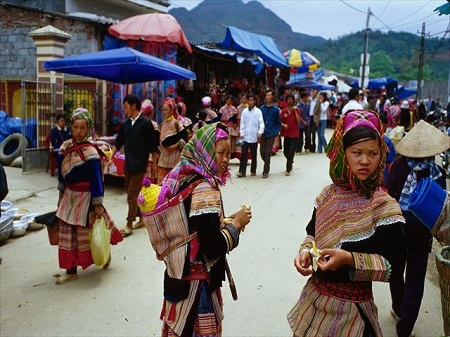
[237,94,265,177]
[342,88,363,114]
[309,89,318,152]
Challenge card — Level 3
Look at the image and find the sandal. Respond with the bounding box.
[55,273,78,285]
[133,220,145,230]
[120,226,133,237]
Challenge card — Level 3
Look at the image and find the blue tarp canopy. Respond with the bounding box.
[43,47,196,84]
[350,77,398,90]
[367,77,398,89]
[397,86,417,99]
[288,69,325,83]
[217,26,288,68]
[286,80,335,91]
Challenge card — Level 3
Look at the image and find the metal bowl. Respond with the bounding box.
[0,200,13,212]
[20,213,44,230]
[0,214,14,244]
[11,220,27,237]
[4,208,30,220]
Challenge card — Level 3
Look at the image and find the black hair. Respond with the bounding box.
[198,109,207,121]
[286,93,295,102]
[343,126,380,149]
[123,94,141,111]
[246,93,255,101]
[265,88,275,96]
[300,92,309,99]
[56,113,65,121]
[378,113,388,124]
[348,88,360,100]
[177,103,183,115]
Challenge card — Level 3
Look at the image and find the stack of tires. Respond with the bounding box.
[0,133,28,166]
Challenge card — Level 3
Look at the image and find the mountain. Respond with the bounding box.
[169,0,325,49]
[170,0,449,81]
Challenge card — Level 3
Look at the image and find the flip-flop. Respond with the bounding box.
[55,273,78,285]
[120,227,133,237]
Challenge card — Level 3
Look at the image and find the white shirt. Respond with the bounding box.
[240,106,265,143]
[320,101,330,121]
[130,112,142,126]
[342,100,363,114]
[309,97,317,117]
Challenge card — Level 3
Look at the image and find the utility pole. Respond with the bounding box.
[360,7,372,90]
[416,22,425,102]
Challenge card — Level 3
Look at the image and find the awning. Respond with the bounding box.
[217,26,288,68]
[194,44,265,75]
[195,44,259,64]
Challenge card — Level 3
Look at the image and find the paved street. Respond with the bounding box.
[0,129,446,336]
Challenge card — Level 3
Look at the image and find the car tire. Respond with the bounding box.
[0,133,28,166]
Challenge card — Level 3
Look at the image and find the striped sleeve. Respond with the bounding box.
[350,252,391,282]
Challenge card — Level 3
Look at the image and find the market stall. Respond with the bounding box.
[44,46,196,177]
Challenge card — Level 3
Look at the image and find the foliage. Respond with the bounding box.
[170,0,450,82]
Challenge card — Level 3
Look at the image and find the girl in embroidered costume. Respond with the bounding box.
[287,110,406,336]
[157,97,188,184]
[54,108,122,285]
[155,122,252,337]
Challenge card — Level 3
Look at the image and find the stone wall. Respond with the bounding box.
[0,5,107,80]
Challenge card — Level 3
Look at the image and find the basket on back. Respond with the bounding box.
[138,181,201,279]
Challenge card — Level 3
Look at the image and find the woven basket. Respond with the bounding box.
[436,245,450,336]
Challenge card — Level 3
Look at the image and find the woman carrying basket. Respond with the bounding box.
[141,122,251,336]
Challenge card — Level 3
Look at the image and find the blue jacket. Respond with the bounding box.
[259,104,281,138]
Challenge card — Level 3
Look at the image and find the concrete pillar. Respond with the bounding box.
[29,25,71,146]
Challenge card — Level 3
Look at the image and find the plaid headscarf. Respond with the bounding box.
[158,122,231,203]
[71,108,93,139]
[326,110,386,198]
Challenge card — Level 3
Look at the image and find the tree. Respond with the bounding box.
[369,51,395,78]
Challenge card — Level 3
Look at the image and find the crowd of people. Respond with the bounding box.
[44,81,449,337]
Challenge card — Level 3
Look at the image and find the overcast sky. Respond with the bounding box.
[170,0,450,40]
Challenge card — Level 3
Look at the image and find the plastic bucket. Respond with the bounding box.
[435,246,450,336]
[408,177,446,230]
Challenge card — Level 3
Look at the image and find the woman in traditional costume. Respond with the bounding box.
[288,110,406,336]
[219,95,238,154]
[157,97,188,184]
[55,108,122,284]
[153,122,252,336]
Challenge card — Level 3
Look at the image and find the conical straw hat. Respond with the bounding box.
[395,120,450,158]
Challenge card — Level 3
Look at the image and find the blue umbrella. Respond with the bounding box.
[43,47,196,84]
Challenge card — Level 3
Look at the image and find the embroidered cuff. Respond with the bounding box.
[351,252,391,282]
[221,224,240,251]
[91,196,104,205]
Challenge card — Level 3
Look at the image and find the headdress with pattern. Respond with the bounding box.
[326,110,386,197]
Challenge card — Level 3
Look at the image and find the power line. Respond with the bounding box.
[337,0,366,14]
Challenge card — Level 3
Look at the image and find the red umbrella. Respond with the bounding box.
[108,13,192,53]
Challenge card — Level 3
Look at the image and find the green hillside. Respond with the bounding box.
[170,0,449,81]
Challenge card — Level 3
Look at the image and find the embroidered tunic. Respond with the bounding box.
[288,184,405,337]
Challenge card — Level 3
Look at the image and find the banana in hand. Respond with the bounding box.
[309,241,323,272]
[223,204,251,232]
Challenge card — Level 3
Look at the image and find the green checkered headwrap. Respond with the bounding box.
[158,122,230,201]
[71,108,94,139]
